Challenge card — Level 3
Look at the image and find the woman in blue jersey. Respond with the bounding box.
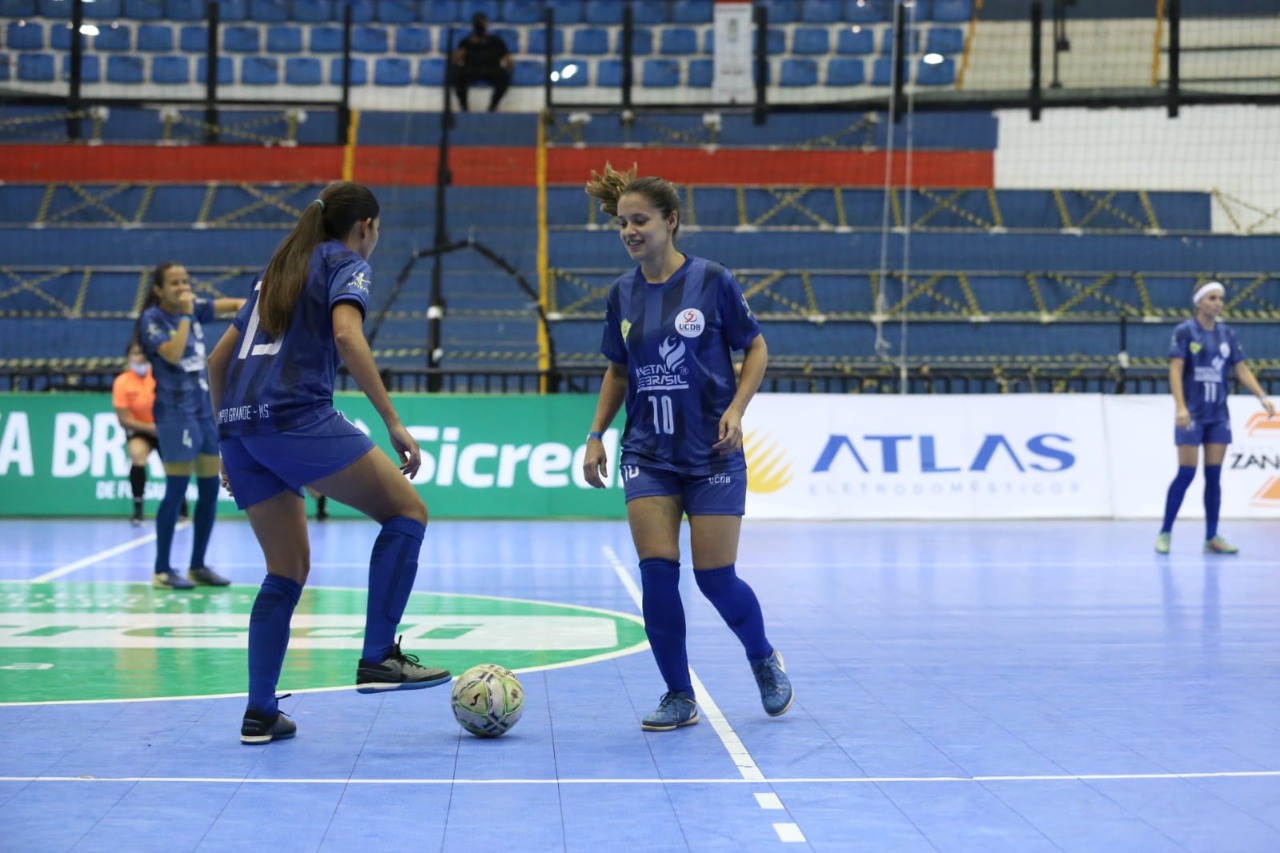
[206,181,451,745]
[137,263,245,589]
[582,163,793,731]
[1156,280,1274,555]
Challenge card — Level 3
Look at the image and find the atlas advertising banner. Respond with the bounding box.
[0,393,627,519]
[1105,396,1280,520]
[742,394,1112,519]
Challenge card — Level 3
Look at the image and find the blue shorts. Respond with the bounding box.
[219,411,375,509]
[1175,420,1232,447]
[156,418,219,463]
[621,464,747,516]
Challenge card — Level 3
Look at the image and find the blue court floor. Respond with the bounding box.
[1,516,1278,852]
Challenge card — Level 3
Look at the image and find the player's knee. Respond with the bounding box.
[401,492,428,526]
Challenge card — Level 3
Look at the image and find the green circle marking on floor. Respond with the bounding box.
[0,582,649,704]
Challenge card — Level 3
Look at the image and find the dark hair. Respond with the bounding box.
[125,337,144,356]
[584,162,681,239]
[258,181,379,338]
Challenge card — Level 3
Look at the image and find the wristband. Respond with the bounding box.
[586,431,603,441]
[180,315,194,322]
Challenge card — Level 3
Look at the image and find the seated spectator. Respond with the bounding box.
[450,12,514,112]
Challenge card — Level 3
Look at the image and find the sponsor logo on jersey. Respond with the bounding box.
[620,319,632,341]
[675,308,705,338]
[635,337,690,392]
[1189,341,1202,354]
[349,271,370,294]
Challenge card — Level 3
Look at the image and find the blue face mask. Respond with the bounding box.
[130,362,148,377]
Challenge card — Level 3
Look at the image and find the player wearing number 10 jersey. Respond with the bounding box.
[582,163,793,733]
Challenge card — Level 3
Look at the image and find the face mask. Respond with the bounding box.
[130,362,148,377]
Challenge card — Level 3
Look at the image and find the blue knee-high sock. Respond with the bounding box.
[247,573,303,715]
[694,564,773,661]
[1160,465,1196,535]
[639,557,692,696]
[154,475,187,573]
[189,475,219,570]
[1204,465,1223,541]
[361,517,425,663]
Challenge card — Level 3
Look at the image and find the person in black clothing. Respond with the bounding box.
[450,12,513,112]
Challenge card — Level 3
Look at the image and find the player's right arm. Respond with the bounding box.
[154,292,197,365]
[584,361,627,489]
[1169,356,1191,428]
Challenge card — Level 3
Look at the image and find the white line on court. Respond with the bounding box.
[603,545,766,784]
[28,521,191,583]
[4,770,1278,786]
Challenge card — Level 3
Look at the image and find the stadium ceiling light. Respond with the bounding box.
[923,52,945,65]
[78,24,100,36]
[560,64,579,80]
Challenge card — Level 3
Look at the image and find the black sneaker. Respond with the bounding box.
[240,708,296,745]
[130,500,143,527]
[179,500,190,519]
[355,636,451,694]
[315,495,328,521]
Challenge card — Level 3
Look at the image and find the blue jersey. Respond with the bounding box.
[217,241,372,436]
[600,255,761,475]
[1168,318,1244,424]
[139,298,216,424]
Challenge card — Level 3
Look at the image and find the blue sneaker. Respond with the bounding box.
[641,691,699,731]
[750,650,794,717]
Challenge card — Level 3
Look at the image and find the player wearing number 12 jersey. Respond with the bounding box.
[1156,280,1275,555]
[582,163,793,732]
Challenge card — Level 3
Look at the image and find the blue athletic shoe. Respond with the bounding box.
[641,691,699,731]
[749,650,794,717]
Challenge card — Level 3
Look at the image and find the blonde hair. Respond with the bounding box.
[585,162,681,237]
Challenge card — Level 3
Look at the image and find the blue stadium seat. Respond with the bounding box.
[151,55,189,83]
[137,23,173,51]
[338,0,376,22]
[800,0,840,23]
[179,25,208,53]
[583,1,621,24]
[659,27,698,56]
[631,0,666,24]
[765,27,786,54]
[374,56,411,85]
[526,27,564,55]
[292,0,333,22]
[881,28,921,54]
[791,26,829,55]
[871,55,908,85]
[416,57,447,84]
[511,57,543,85]
[0,54,9,81]
[330,56,367,84]
[6,22,44,52]
[925,26,965,55]
[17,53,55,82]
[285,56,322,84]
[836,27,874,54]
[309,26,344,52]
[249,0,289,22]
[61,53,100,82]
[242,56,279,85]
[50,24,77,50]
[779,57,817,86]
[641,57,679,87]
[545,0,583,24]
[93,25,131,52]
[916,55,955,85]
[165,0,205,21]
[492,26,519,51]
[352,26,389,53]
[420,0,458,23]
[504,0,543,24]
[106,55,145,83]
[844,0,890,22]
[37,0,69,17]
[0,0,37,17]
[196,55,234,84]
[377,0,418,23]
[618,28,653,56]
[826,56,863,85]
[223,25,260,53]
[83,0,121,19]
[756,0,797,24]
[671,0,712,23]
[394,26,432,53]
[932,0,972,23]
[551,58,586,85]
[459,0,499,20]
[596,57,622,86]
[123,0,164,19]
[266,25,303,52]
[219,0,249,22]
[571,27,608,55]
[687,57,712,87]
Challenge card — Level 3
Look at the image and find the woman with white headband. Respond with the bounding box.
[1155,280,1275,555]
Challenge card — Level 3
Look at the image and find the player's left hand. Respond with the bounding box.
[1262,397,1276,418]
[388,422,422,479]
[713,409,744,454]
[219,461,234,497]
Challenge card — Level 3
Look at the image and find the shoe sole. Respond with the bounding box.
[766,693,795,717]
[190,577,231,586]
[355,673,452,694]
[641,711,700,732]
[241,729,296,745]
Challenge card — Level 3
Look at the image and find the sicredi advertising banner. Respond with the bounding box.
[743,394,1113,519]
[1105,395,1280,520]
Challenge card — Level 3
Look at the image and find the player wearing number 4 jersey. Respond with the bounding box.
[1156,280,1275,555]
[582,163,793,731]
[137,263,245,590]
[207,182,450,745]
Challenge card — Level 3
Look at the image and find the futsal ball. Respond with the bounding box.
[451,663,525,738]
